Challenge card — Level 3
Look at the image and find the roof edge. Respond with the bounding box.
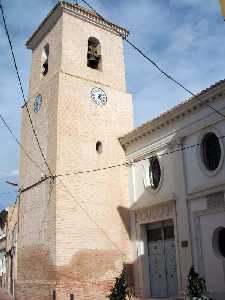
[26,1,129,50]
[119,79,225,147]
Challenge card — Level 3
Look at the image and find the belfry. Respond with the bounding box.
[17,2,133,299]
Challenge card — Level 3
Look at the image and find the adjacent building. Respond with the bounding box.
[120,80,225,300]
[0,204,18,297]
[0,209,7,289]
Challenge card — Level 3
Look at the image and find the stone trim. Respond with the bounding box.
[135,200,175,224]
[119,80,225,147]
[26,1,129,50]
[187,183,225,201]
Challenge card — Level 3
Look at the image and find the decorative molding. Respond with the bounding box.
[136,201,175,224]
[125,133,175,161]
[187,182,225,201]
[120,81,225,148]
[26,1,129,50]
[207,192,225,209]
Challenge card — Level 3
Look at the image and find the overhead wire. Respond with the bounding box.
[57,176,127,258]
[54,135,225,178]
[2,0,225,258]
[38,177,55,240]
[0,114,45,174]
[78,0,225,120]
[0,1,53,177]
[0,190,18,196]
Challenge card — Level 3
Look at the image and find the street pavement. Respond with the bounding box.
[0,288,12,300]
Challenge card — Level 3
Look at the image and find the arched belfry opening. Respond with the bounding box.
[87,37,101,70]
[41,43,49,77]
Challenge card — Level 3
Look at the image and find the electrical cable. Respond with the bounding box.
[0,114,45,174]
[4,190,20,243]
[78,0,225,120]
[57,177,127,258]
[38,178,55,240]
[0,1,53,177]
[2,0,225,261]
[54,135,225,178]
[0,190,18,196]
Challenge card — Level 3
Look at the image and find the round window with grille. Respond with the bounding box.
[218,228,225,258]
[149,157,161,190]
[201,132,221,171]
[213,227,225,260]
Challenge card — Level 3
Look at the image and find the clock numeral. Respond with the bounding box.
[34,94,42,113]
[90,87,107,106]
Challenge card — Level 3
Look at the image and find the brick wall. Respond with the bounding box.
[17,3,133,299]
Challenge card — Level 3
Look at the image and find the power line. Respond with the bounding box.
[55,135,225,178]
[79,0,225,120]
[124,39,225,119]
[5,190,20,248]
[38,178,55,240]
[0,114,45,173]
[0,1,53,177]
[0,190,18,197]
[57,177,127,258]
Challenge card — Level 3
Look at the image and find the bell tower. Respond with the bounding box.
[18,2,133,300]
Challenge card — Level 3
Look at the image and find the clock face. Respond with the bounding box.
[90,87,107,106]
[34,94,42,113]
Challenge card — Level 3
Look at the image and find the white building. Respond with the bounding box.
[120,79,225,300]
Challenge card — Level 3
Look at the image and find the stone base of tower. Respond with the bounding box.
[15,281,55,300]
[15,264,135,300]
[55,280,114,300]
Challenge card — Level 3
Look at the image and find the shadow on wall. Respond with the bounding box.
[117,206,131,240]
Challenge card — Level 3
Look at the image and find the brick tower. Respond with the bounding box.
[17,2,133,299]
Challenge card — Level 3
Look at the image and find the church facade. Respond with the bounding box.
[120,80,225,300]
[5,1,225,300]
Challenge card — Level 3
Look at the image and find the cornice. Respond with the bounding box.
[26,1,129,50]
[119,79,225,148]
[187,182,225,201]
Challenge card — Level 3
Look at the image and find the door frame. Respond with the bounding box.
[147,220,178,298]
[136,214,181,298]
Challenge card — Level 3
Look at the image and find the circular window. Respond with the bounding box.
[201,132,221,171]
[96,141,103,153]
[213,227,225,259]
[149,157,161,190]
[218,228,225,258]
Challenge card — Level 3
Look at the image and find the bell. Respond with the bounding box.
[88,54,97,63]
[87,54,98,69]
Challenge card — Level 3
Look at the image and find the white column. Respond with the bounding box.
[171,137,193,294]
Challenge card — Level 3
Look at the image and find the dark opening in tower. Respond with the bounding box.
[87,37,101,70]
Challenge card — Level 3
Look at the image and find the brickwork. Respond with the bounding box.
[18,2,133,299]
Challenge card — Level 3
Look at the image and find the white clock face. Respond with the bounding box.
[34,94,42,113]
[90,87,107,106]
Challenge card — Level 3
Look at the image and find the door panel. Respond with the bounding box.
[148,222,178,298]
[165,239,178,297]
[149,240,167,297]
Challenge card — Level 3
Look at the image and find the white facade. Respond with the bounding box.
[120,80,225,300]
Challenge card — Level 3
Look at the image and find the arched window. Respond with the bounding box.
[87,37,101,70]
[41,44,49,76]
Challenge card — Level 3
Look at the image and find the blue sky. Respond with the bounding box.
[0,0,225,209]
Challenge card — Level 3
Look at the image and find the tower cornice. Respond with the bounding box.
[26,1,129,50]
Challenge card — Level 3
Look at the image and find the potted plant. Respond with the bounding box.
[186,266,211,300]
